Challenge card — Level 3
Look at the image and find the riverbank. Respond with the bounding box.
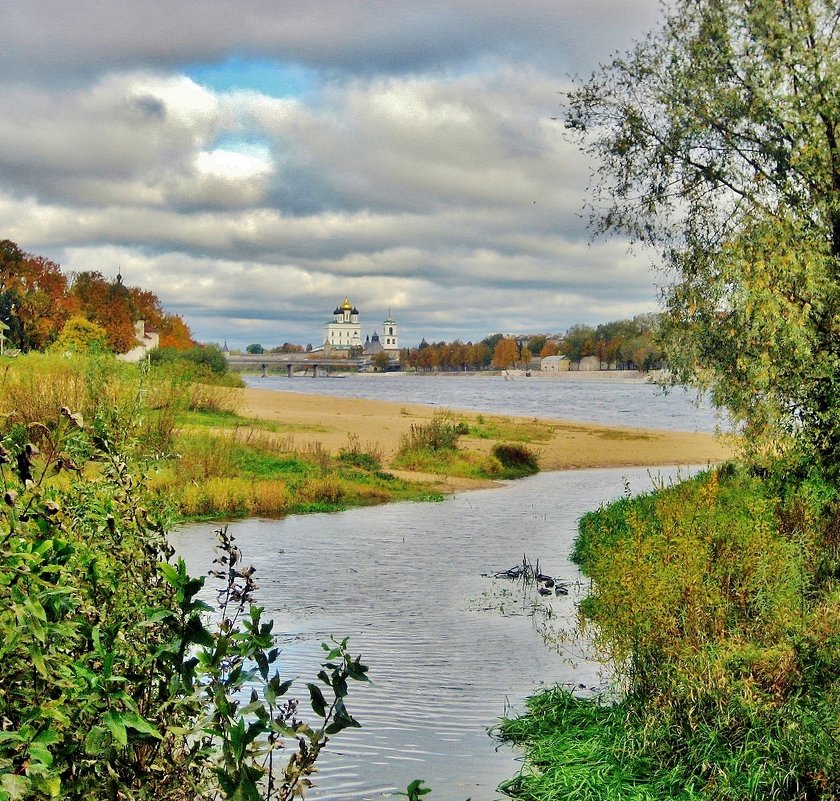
[237,386,733,491]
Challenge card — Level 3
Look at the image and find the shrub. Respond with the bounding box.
[338,433,382,471]
[525,467,840,800]
[149,343,230,377]
[397,412,464,454]
[491,442,539,478]
[0,407,368,800]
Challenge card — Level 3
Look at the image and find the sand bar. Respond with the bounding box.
[237,386,733,491]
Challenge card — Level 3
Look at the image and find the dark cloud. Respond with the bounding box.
[3,1,660,85]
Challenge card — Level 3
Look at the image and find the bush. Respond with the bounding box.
[519,467,840,800]
[397,412,465,454]
[0,408,368,800]
[149,343,231,378]
[491,442,539,478]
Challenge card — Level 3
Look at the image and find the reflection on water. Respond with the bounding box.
[171,466,693,800]
[244,373,726,433]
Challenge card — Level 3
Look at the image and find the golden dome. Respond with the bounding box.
[341,297,353,310]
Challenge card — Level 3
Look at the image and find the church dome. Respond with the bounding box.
[340,297,353,311]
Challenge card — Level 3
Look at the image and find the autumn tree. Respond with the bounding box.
[372,350,392,371]
[69,271,135,352]
[157,314,195,349]
[491,337,518,369]
[0,240,73,350]
[567,0,840,470]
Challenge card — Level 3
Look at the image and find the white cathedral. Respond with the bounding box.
[323,298,399,355]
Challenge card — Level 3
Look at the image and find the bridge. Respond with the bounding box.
[224,352,368,377]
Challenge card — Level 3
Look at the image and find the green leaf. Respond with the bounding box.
[307,684,327,717]
[1,775,31,801]
[157,562,179,586]
[83,726,110,755]
[121,712,163,740]
[102,712,127,748]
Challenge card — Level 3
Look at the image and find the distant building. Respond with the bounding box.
[324,297,361,352]
[540,355,571,372]
[364,310,400,357]
[363,331,383,356]
[117,320,159,363]
[381,310,399,352]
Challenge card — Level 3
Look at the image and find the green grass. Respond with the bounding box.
[177,408,329,434]
[469,415,555,443]
[393,413,541,481]
[499,465,840,801]
[498,687,703,801]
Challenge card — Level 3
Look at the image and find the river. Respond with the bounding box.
[174,375,718,798]
[244,372,727,433]
[172,465,697,800]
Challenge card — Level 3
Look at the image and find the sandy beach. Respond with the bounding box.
[237,386,733,490]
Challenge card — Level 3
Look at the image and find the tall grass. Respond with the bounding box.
[502,466,840,800]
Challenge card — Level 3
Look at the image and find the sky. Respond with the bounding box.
[0,0,665,349]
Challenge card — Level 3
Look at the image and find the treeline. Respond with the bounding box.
[0,239,194,353]
[401,313,664,372]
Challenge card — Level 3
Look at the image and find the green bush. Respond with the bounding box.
[397,412,465,454]
[0,407,368,800]
[504,467,840,800]
[491,442,539,479]
[149,343,232,378]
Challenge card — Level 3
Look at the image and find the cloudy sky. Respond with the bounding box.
[0,1,664,349]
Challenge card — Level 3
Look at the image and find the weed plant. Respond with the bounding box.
[492,443,540,479]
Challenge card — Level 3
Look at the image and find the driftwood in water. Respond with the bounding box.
[488,554,570,595]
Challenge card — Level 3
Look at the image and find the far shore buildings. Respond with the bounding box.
[323,297,399,358]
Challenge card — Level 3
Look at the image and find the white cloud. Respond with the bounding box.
[0,2,668,347]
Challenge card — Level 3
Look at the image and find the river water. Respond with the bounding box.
[244,372,728,433]
[172,376,719,798]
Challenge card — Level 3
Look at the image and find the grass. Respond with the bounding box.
[498,465,840,800]
[469,415,555,443]
[177,408,330,434]
[498,687,704,801]
[392,412,541,481]
[149,427,440,519]
[0,353,537,524]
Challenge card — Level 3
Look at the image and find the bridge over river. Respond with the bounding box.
[225,352,368,377]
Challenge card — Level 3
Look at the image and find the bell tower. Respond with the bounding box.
[382,308,399,351]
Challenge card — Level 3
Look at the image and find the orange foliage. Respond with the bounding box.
[0,240,74,350]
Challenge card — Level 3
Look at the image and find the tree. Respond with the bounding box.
[567,0,840,470]
[246,343,265,354]
[0,241,73,351]
[561,324,595,363]
[372,350,392,371]
[52,315,107,353]
[158,314,195,349]
[69,271,135,353]
[491,337,518,369]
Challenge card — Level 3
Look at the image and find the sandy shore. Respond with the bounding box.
[236,386,733,491]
